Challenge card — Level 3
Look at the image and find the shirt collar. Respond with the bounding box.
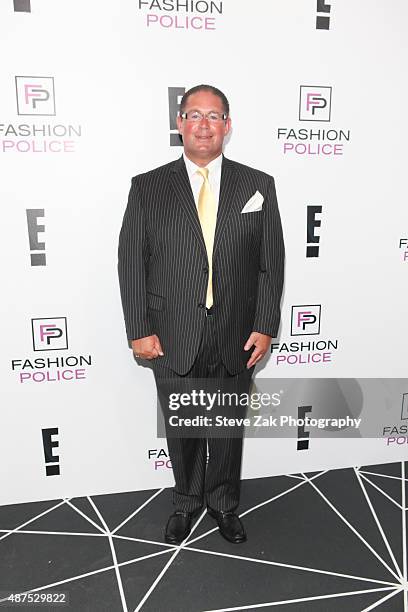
[183,152,223,180]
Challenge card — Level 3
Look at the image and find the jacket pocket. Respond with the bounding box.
[147,292,165,311]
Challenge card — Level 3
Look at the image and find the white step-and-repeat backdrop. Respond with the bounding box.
[1,0,407,505]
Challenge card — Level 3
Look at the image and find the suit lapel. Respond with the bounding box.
[169,156,207,257]
[213,155,238,259]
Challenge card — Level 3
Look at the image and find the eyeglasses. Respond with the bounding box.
[179,110,228,123]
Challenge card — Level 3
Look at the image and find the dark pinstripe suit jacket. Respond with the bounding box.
[118,154,284,375]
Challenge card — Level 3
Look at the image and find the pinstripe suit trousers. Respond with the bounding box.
[153,312,254,513]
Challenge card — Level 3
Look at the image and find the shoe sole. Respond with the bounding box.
[217,529,247,544]
[164,535,189,545]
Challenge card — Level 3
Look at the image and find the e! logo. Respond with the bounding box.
[168,86,185,146]
[14,0,31,12]
[297,406,312,450]
[42,428,60,476]
[26,209,46,266]
[316,0,331,30]
[306,205,322,257]
[401,394,408,420]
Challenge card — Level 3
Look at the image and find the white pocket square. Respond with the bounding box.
[241,190,264,213]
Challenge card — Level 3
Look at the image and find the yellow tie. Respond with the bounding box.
[196,167,216,308]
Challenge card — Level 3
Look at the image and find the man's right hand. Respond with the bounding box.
[131,335,164,360]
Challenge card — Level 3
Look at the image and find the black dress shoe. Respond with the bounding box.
[207,507,247,543]
[164,511,194,544]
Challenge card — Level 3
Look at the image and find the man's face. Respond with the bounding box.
[176,91,231,164]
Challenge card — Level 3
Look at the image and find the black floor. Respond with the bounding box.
[1,462,407,611]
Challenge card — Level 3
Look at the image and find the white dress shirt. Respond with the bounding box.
[183,152,222,210]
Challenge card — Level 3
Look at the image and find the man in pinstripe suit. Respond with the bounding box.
[118,84,284,544]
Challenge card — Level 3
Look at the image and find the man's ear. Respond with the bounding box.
[176,114,183,134]
[224,116,232,136]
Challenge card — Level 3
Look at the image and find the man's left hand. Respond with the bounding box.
[244,332,272,369]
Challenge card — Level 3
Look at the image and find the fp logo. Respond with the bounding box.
[32,318,68,351]
[399,238,408,262]
[15,76,56,116]
[299,86,331,122]
[291,305,321,336]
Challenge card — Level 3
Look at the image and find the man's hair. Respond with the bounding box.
[179,84,230,116]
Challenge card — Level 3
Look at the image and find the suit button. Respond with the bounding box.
[198,303,205,309]
[202,266,209,273]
